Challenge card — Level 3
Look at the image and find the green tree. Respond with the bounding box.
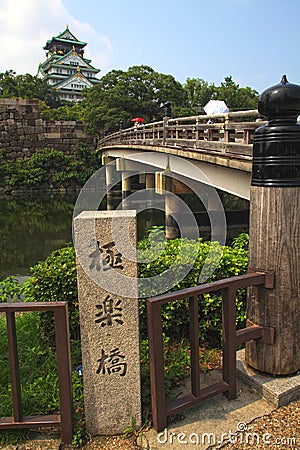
[40,101,85,121]
[83,65,185,135]
[182,78,217,113]
[182,76,258,113]
[0,70,61,107]
[216,76,258,111]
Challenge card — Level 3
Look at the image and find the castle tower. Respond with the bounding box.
[37,25,100,101]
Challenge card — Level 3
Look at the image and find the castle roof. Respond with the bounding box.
[43,25,87,50]
[39,49,98,73]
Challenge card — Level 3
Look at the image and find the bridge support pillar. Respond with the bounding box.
[165,192,181,240]
[159,165,181,240]
[146,173,155,190]
[121,170,131,205]
[245,76,300,375]
[103,156,115,210]
[207,192,224,242]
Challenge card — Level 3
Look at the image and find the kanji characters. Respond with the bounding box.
[95,296,123,327]
[89,240,124,271]
[96,348,127,377]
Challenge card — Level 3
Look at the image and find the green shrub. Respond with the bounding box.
[0,312,59,418]
[140,336,190,413]
[0,233,249,443]
[138,233,249,345]
[25,245,79,345]
[1,145,100,190]
[0,276,23,302]
[6,233,248,348]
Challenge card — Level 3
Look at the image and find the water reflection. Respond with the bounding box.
[0,194,76,280]
[0,190,249,280]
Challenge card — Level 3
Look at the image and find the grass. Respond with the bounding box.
[0,311,84,447]
[140,336,222,423]
[0,312,59,417]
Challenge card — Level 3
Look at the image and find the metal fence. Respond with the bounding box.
[0,302,73,443]
[146,270,274,431]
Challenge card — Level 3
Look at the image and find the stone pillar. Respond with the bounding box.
[246,76,300,375]
[207,192,224,242]
[162,172,181,240]
[74,210,141,434]
[103,156,115,210]
[146,173,155,190]
[121,171,131,203]
[165,192,181,239]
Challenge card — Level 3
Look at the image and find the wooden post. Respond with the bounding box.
[246,76,300,375]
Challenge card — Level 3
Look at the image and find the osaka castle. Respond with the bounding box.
[37,26,100,101]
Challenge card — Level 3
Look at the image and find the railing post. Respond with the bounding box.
[222,287,237,399]
[189,296,200,397]
[162,117,167,145]
[6,311,22,422]
[246,75,300,375]
[147,301,167,432]
[54,305,73,444]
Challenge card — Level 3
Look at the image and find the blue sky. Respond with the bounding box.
[0,0,299,94]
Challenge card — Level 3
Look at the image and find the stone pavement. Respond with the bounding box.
[142,349,300,450]
[142,368,275,450]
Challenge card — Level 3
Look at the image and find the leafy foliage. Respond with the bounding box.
[0,310,84,447]
[83,65,186,134]
[182,76,258,113]
[138,233,249,345]
[13,232,248,348]
[24,245,79,345]
[40,101,85,121]
[217,76,258,111]
[1,68,259,134]
[0,312,59,417]
[182,77,218,114]
[140,336,190,412]
[0,233,249,443]
[1,144,100,189]
[0,70,61,107]
[0,276,23,302]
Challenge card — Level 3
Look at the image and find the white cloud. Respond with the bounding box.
[0,0,112,75]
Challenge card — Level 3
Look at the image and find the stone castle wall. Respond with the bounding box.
[0,98,96,163]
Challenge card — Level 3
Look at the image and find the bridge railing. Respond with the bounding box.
[98,110,265,157]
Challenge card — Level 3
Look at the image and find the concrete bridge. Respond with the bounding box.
[98,110,265,200]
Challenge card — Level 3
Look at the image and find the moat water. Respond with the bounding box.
[0,189,249,281]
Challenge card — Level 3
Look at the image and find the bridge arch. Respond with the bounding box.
[100,147,251,200]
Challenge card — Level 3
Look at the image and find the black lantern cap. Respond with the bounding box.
[252,75,300,187]
[258,75,300,122]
